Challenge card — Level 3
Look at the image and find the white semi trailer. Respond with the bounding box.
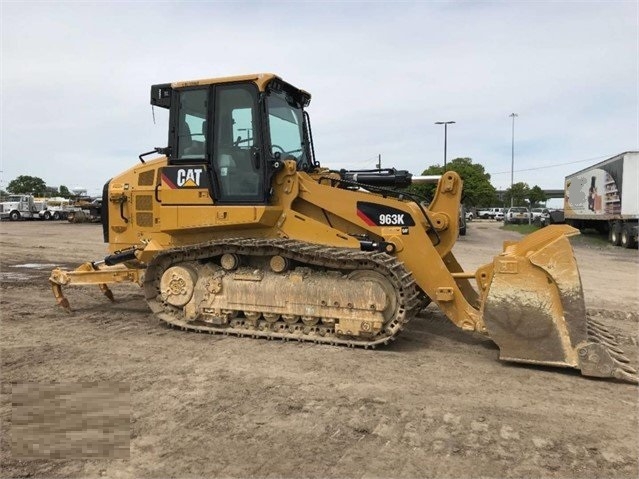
[564,151,638,248]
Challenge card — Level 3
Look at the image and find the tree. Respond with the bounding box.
[406,157,497,207]
[504,183,547,209]
[528,185,547,207]
[44,186,59,197]
[7,175,48,196]
[505,182,530,207]
[59,185,72,198]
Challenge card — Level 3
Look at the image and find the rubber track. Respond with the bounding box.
[144,238,422,348]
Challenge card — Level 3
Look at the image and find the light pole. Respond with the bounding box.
[509,113,518,207]
[435,121,455,169]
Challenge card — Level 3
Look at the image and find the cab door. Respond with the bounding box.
[210,83,265,204]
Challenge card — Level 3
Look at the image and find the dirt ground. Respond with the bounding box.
[1,220,637,478]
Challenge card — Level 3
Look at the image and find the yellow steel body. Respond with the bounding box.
[49,74,637,382]
[46,74,566,336]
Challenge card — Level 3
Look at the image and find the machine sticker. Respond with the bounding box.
[356,202,415,227]
[161,167,209,189]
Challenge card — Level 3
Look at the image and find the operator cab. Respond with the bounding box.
[150,74,315,204]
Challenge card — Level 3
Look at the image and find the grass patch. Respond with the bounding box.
[500,223,540,235]
[569,230,610,247]
[501,223,612,248]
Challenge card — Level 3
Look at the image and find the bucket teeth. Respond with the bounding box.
[609,350,631,364]
[578,316,638,384]
[587,325,616,341]
[614,366,639,384]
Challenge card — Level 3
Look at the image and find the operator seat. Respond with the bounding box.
[216,145,260,198]
[231,148,260,196]
[183,121,206,158]
[177,120,192,159]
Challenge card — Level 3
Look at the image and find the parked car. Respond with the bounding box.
[477,207,504,220]
[535,208,565,227]
[531,208,550,220]
[547,209,564,225]
[494,210,504,221]
[504,207,530,224]
[465,211,474,221]
[531,208,551,226]
[459,205,467,236]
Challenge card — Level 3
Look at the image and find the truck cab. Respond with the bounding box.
[0,195,42,221]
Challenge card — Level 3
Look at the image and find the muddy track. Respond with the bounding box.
[144,238,422,348]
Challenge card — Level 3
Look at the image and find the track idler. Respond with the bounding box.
[482,225,637,384]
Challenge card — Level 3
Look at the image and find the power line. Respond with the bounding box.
[491,153,614,176]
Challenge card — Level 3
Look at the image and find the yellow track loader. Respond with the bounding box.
[50,73,636,383]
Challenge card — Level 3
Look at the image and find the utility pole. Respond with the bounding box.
[435,121,455,168]
[376,154,381,169]
[509,113,518,207]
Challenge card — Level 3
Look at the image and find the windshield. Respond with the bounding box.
[266,90,309,169]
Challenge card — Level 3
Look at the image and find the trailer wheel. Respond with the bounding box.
[9,211,20,221]
[43,211,52,220]
[609,221,622,246]
[620,224,637,249]
[53,212,61,220]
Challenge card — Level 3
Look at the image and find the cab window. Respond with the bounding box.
[176,88,208,161]
[266,90,307,168]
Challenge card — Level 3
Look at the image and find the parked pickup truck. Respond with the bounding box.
[477,207,505,219]
[504,207,530,224]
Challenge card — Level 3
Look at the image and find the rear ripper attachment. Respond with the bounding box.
[50,260,142,310]
[143,238,422,347]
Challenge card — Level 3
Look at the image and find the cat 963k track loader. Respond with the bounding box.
[50,73,636,383]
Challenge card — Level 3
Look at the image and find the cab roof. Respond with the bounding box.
[151,73,311,109]
[171,73,279,90]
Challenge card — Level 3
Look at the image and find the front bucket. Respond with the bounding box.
[482,225,637,383]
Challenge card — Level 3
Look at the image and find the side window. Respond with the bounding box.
[266,89,307,169]
[213,85,263,202]
[268,104,304,158]
[176,88,208,161]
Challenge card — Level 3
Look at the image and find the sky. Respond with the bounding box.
[1,1,638,201]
